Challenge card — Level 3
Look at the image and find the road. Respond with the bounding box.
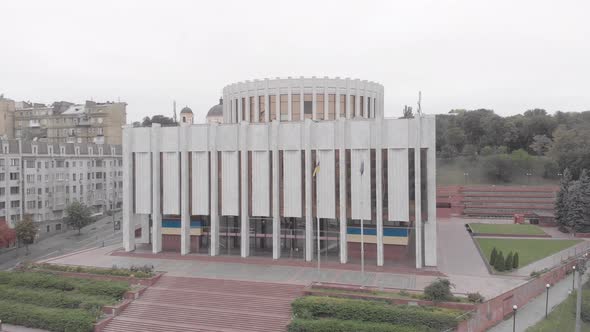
[0,213,122,270]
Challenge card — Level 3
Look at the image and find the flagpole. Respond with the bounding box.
[313,161,321,283]
[360,171,365,287]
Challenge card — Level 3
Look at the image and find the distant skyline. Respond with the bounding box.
[1,0,589,123]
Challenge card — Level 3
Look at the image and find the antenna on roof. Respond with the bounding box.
[173,100,177,123]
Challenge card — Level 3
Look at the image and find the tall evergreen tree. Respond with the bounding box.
[555,168,572,228]
[512,252,519,269]
[566,180,585,232]
[494,251,505,272]
[505,252,514,271]
[490,247,498,266]
[578,169,590,232]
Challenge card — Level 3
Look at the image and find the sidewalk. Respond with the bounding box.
[0,324,49,332]
[489,266,588,332]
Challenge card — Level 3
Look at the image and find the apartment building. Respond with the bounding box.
[1,140,122,236]
[122,77,437,269]
[0,98,126,144]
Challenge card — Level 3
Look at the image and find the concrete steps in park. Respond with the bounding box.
[102,276,304,332]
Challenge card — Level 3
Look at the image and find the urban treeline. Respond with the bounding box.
[436,109,590,182]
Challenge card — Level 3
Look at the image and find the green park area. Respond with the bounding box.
[469,223,547,236]
[0,270,130,332]
[476,238,581,269]
[527,282,590,332]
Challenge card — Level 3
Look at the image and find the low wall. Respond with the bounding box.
[36,269,164,287]
[472,233,551,238]
[458,259,578,332]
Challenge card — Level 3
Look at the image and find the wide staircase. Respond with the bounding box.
[461,186,557,218]
[102,276,304,332]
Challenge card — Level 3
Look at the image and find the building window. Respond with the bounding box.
[10,159,19,166]
[9,173,18,181]
[26,160,34,168]
[0,174,5,182]
[56,224,61,231]
[10,200,20,208]
[46,225,50,233]
[10,187,19,195]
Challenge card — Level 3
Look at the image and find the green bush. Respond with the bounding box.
[0,285,112,312]
[0,271,128,300]
[0,299,95,332]
[28,263,154,278]
[513,252,519,269]
[505,252,513,271]
[467,292,485,303]
[494,251,505,271]
[424,278,453,302]
[288,319,430,332]
[490,247,498,266]
[291,296,463,331]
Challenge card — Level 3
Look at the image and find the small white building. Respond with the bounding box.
[122,77,436,268]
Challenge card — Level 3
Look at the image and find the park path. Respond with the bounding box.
[488,265,589,332]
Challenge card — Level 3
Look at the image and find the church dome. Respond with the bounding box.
[180,106,193,114]
[207,98,223,117]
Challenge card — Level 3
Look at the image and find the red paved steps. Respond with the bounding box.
[102,276,304,332]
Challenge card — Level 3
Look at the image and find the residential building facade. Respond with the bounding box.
[0,140,122,236]
[11,100,126,144]
[122,77,436,268]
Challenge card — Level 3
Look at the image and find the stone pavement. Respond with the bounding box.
[488,265,589,332]
[0,324,49,332]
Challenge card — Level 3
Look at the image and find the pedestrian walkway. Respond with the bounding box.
[488,266,589,332]
[0,324,49,332]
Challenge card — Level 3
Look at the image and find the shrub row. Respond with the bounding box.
[490,247,519,271]
[288,319,430,332]
[292,296,463,331]
[0,299,95,332]
[0,271,128,299]
[27,263,154,279]
[0,284,112,312]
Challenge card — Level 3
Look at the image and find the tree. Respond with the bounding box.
[577,169,590,231]
[494,251,505,272]
[512,252,519,269]
[556,168,573,228]
[530,134,553,156]
[566,181,585,232]
[402,105,414,119]
[446,127,466,153]
[505,252,513,271]
[490,247,498,266]
[424,278,453,302]
[64,201,93,234]
[15,215,37,255]
[141,115,177,127]
[549,125,590,179]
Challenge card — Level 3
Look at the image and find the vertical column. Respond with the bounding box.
[312,78,317,121]
[240,123,250,257]
[223,89,229,123]
[276,87,281,122]
[364,87,369,118]
[338,119,347,263]
[424,123,437,266]
[299,78,305,121]
[210,124,219,256]
[245,89,251,122]
[375,120,384,266]
[254,84,260,123]
[272,121,280,259]
[264,79,270,123]
[180,124,190,255]
[122,125,135,252]
[335,82,341,119]
[151,124,162,253]
[304,119,313,261]
[414,117,423,268]
[287,80,293,121]
[354,80,360,118]
[323,77,329,120]
[345,79,351,119]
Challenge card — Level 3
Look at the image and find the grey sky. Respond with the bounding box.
[1,0,589,123]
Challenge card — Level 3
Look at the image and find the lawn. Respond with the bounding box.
[476,238,581,268]
[527,287,590,332]
[469,223,547,236]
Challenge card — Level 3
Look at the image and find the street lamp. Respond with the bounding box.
[545,283,550,318]
[573,265,576,290]
[360,161,366,288]
[512,305,518,332]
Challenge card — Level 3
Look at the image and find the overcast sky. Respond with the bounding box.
[1,0,589,122]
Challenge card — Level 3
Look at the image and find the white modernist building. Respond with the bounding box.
[123,77,436,268]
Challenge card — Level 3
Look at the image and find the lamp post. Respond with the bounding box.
[572,265,576,290]
[512,305,518,332]
[545,283,550,318]
[360,161,366,287]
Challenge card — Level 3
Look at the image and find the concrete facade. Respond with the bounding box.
[0,140,122,236]
[123,77,436,268]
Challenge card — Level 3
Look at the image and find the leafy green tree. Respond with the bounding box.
[15,215,37,255]
[64,201,93,234]
[494,251,505,272]
[401,105,414,119]
[513,252,519,269]
[549,125,590,179]
[446,127,466,153]
[490,247,498,266]
[556,168,573,228]
[505,252,513,271]
[530,134,553,156]
[483,154,513,182]
[141,115,177,127]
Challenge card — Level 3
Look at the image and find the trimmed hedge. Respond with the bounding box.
[0,271,128,299]
[0,285,112,311]
[292,296,463,331]
[0,299,95,332]
[28,263,154,279]
[288,319,430,332]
